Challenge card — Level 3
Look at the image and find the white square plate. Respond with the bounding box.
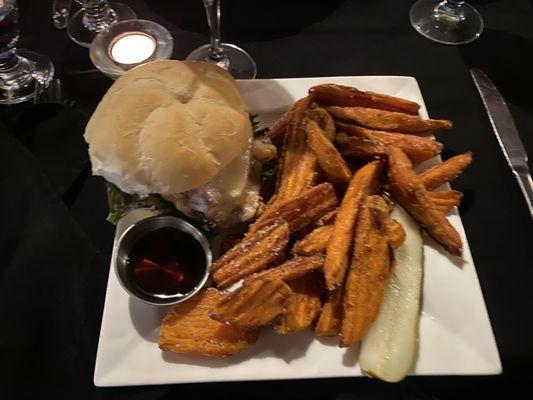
[94,76,501,387]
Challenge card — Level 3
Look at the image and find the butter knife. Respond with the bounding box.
[52,0,71,29]
[470,68,533,218]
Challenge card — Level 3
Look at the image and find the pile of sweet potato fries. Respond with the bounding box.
[158,83,472,356]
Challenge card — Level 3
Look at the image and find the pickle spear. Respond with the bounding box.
[359,206,423,383]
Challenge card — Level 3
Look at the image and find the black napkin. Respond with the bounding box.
[10,103,91,205]
[0,123,105,398]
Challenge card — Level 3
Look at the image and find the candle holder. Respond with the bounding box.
[67,0,136,48]
[90,19,173,79]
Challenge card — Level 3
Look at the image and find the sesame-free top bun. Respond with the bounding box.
[84,60,252,196]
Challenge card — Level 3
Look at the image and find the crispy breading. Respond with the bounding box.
[419,152,473,190]
[244,254,324,285]
[211,219,287,273]
[249,182,338,235]
[385,219,406,249]
[324,161,383,289]
[307,107,336,140]
[267,96,314,141]
[327,106,452,134]
[340,195,394,347]
[217,233,246,260]
[293,224,334,256]
[275,112,318,203]
[305,119,352,187]
[275,272,324,334]
[158,289,259,357]
[316,208,337,226]
[210,278,292,329]
[336,123,443,163]
[336,132,387,161]
[309,84,420,115]
[387,146,462,255]
[213,220,290,288]
[426,190,463,213]
[315,288,343,337]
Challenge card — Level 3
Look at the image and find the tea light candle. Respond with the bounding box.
[91,19,173,79]
[109,32,156,65]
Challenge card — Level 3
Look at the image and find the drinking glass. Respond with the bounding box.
[67,0,136,48]
[186,0,256,79]
[0,0,54,104]
[410,0,484,45]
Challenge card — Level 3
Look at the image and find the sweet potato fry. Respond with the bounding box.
[307,107,336,140]
[305,119,352,187]
[336,133,387,161]
[249,182,338,235]
[210,278,292,330]
[340,195,394,347]
[387,146,462,255]
[275,272,324,334]
[267,95,313,141]
[426,190,463,213]
[315,288,343,337]
[293,224,334,256]
[418,152,473,190]
[243,254,324,284]
[324,160,384,289]
[213,220,289,288]
[336,123,443,163]
[211,221,280,274]
[211,219,285,273]
[385,219,406,249]
[309,84,420,115]
[159,289,259,357]
[316,208,337,226]
[275,112,318,203]
[327,106,452,134]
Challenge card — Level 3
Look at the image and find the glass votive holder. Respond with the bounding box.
[90,19,173,80]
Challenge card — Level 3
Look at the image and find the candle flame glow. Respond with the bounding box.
[110,32,156,65]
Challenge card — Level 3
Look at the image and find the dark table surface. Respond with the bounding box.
[1,0,533,399]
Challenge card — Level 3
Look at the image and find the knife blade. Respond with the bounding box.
[52,0,71,29]
[470,68,533,219]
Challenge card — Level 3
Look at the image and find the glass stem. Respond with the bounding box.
[203,0,225,60]
[78,0,117,32]
[435,0,466,21]
[442,0,465,10]
[0,49,19,72]
[0,49,33,89]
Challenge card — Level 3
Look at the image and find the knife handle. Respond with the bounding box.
[514,169,533,219]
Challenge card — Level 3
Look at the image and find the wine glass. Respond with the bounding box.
[67,0,136,48]
[0,0,54,104]
[186,0,257,79]
[410,0,484,45]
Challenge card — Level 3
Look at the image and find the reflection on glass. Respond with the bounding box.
[67,0,136,48]
[186,0,257,79]
[0,0,54,104]
[410,0,484,45]
[89,19,174,80]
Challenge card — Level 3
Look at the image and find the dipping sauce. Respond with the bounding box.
[126,227,206,296]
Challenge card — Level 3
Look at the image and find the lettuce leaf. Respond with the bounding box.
[106,184,214,235]
[106,183,175,224]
